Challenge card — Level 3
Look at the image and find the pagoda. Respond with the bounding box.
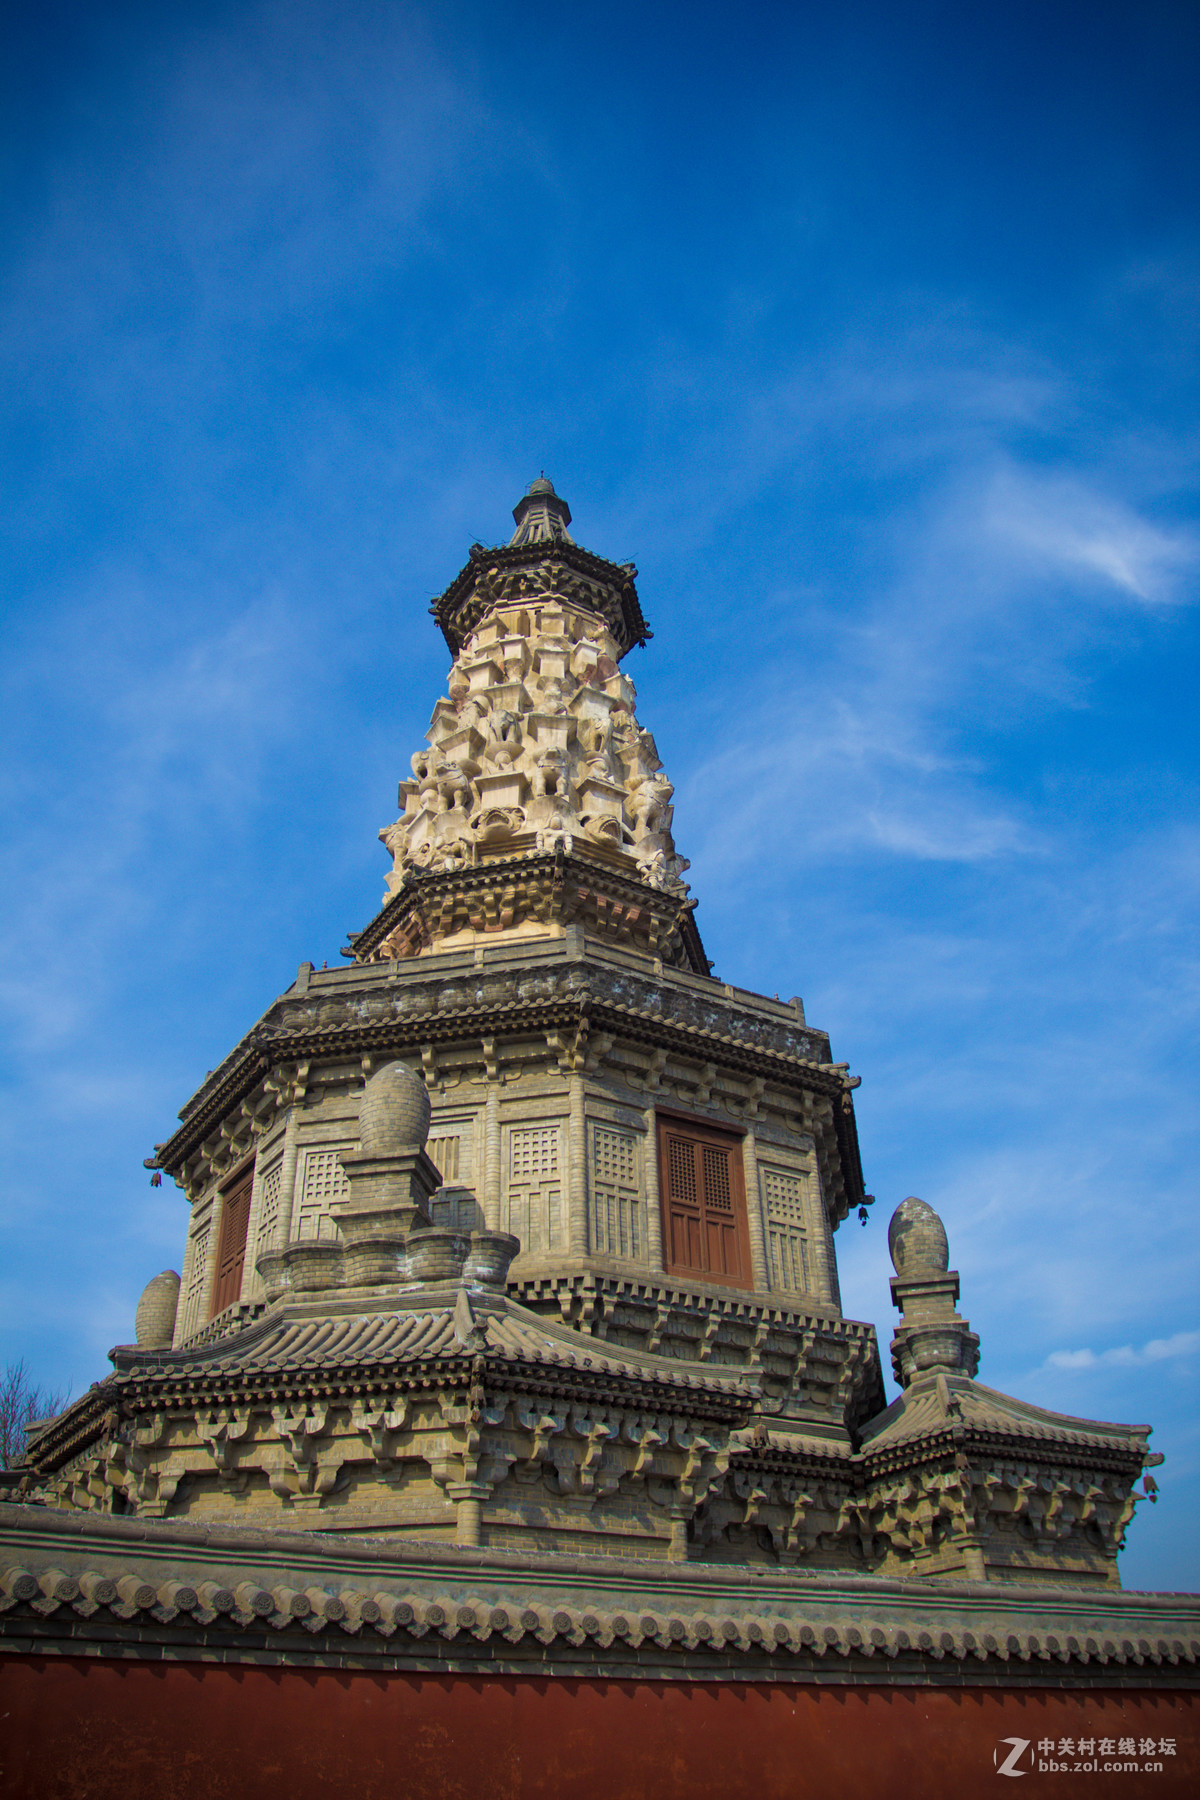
[8,478,1165,1596]
[5,485,1197,1798]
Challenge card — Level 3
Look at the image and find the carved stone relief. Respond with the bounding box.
[379,600,691,902]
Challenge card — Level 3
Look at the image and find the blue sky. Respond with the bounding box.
[1,0,1197,1588]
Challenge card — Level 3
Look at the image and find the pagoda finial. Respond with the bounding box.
[509,477,574,547]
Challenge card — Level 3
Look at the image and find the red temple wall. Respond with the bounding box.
[1,1656,1196,1800]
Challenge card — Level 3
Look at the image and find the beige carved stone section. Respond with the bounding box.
[379,597,689,902]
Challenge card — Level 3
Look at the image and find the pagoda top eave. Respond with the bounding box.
[342,848,710,971]
[143,948,858,1204]
[430,538,651,661]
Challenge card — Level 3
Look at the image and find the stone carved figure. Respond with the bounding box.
[482,709,522,769]
[578,714,624,786]
[533,673,570,712]
[527,745,576,853]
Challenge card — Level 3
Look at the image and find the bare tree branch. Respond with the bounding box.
[0,1359,72,1468]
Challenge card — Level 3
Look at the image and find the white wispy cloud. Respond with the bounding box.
[2,1,478,346]
[0,582,316,1056]
[1045,1331,1200,1372]
[680,692,1033,884]
[982,465,1198,604]
[671,425,1197,898]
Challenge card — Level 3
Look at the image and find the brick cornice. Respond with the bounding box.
[149,982,862,1204]
[431,539,649,659]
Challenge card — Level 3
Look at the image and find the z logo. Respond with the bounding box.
[994,1737,1031,1777]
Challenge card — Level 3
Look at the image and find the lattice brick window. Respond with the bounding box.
[429,1133,461,1182]
[254,1158,283,1247]
[429,1189,485,1230]
[180,1222,211,1336]
[505,1123,564,1254]
[590,1124,641,1260]
[762,1167,809,1292]
[292,1146,352,1241]
[428,1118,474,1186]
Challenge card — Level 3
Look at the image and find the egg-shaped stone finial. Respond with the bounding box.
[135,1270,181,1348]
[358,1060,432,1155]
[888,1196,950,1276]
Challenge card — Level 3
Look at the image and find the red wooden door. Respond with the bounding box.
[210,1164,254,1318]
[657,1119,749,1288]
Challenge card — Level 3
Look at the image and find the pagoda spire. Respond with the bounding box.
[358,481,701,970]
[508,476,575,546]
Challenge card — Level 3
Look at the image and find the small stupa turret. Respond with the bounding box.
[339,1059,439,1227]
[134,1270,181,1349]
[887,1195,980,1386]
